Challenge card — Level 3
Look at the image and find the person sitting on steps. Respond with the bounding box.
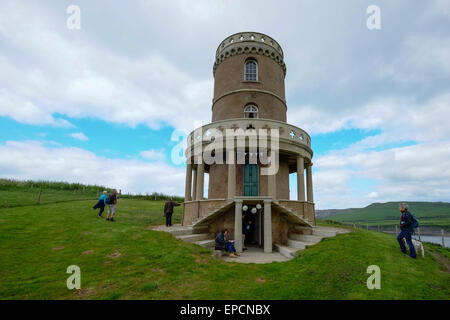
[215,229,239,258]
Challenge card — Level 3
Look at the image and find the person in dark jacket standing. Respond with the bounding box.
[242,214,252,251]
[106,189,118,222]
[396,202,416,259]
[163,198,180,227]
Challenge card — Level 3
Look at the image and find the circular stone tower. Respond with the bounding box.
[183,32,315,254]
[212,32,287,122]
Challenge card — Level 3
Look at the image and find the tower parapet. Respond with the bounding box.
[214,32,286,76]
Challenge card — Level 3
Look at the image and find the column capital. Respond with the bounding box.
[263,199,272,204]
[234,198,243,204]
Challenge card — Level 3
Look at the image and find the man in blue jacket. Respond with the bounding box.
[396,203,416,259]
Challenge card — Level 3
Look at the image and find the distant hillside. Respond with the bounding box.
[317,202,450,229]
[0,179,184,208]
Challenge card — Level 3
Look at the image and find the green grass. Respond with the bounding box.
[0,189,99,208]
[322,202,450,229]
[0,196,448,300]
[0,179,184,206]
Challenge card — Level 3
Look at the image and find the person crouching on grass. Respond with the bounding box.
[106,189,118,222]
[93,191,107,218]
[215,229,239,258]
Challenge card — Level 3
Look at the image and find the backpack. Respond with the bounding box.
[411,214,419,228]
[106,195,113,205]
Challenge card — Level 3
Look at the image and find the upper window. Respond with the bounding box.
[244,104,259,119]
[244,59,258,81]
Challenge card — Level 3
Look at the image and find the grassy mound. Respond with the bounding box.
[0,196,448,300]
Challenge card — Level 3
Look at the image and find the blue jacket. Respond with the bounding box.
[400,210,414,231]
[98,194,107,205]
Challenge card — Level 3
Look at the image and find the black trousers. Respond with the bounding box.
[93,201,105,216]
[165,213,173,226]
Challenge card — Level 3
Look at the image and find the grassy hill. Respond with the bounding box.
[0,179,183,208]
[0,190,448,299]
[317,202,450,229]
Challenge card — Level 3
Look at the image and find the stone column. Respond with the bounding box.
[296,156,305,202]
[268,151,277,199]
[196,163,204,201]
[234,199,243,252]
[185,162,192,201]
[192,167,197,201]
[306,163,314,203]
[263,199,272,253]
[227,150,236,199]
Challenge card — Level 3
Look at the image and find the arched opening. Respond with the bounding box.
[244,58,258,81]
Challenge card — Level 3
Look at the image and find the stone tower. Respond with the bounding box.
[183,32,315,254]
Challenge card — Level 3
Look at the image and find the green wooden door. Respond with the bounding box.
[243,164,259,196]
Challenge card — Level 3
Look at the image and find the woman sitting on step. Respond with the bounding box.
[215,229,239,258]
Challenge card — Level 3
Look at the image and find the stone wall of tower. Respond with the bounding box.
[212,54,287,122]
[207,156,291,199]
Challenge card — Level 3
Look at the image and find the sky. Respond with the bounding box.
[0,0,449,209]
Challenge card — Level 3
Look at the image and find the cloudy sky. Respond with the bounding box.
[0,1,449,209]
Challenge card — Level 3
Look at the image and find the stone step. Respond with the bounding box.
[287,239,307,250]
[274,244,298,259]
[176,233,211,243]
[167,227,194,236]
[293,225,313,235]
[312,229,336,238]
[195,239,215,248]
[289,233,322,243]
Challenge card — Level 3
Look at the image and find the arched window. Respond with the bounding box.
[244,104,259,118]
[244,59,258,81]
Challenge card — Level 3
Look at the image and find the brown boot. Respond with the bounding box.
[229,253,237,258]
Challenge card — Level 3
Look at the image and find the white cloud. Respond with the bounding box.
[69,132,89,141]
[0,2,212,132]
[290,92,450,144]
[140,149,165,161]
[0,141,185,195]
[314,141,450,208]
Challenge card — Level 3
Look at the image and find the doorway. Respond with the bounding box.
[243,205,263,247]
[243,164,259,196]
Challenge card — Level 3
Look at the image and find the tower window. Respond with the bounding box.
[244,104,259,118]
[244,59,258,81]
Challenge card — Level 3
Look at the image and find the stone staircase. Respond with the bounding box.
[274,226,349,259]
[272,202,314,228]
[153,224,215,249]
[191,200,235,227]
